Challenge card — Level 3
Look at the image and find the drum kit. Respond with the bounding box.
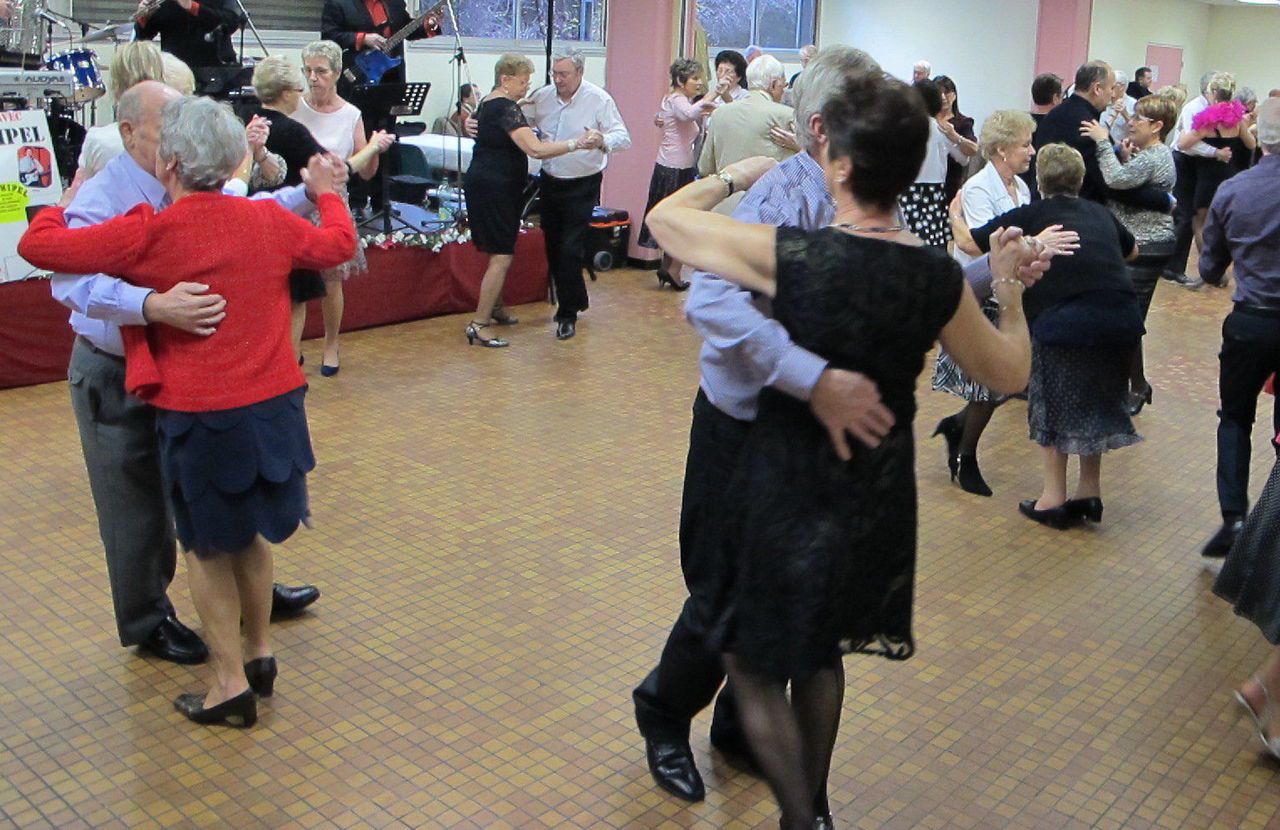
[0,0,142,178]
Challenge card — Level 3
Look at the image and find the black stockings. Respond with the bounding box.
[724,654,845,829]
[957,402,995,456]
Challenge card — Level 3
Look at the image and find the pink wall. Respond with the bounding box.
[1034,0,1093,83]
[601,0,677,262]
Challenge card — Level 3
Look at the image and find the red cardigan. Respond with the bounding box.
[20,191,355,412]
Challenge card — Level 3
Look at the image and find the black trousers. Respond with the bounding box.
[634,390,749,743]
[1130,241,1175,320]
[539,171,600,322]
[1167,152,1198,277]
[1217,308,1280,518]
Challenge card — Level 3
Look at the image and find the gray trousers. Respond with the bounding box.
[68,337,176,646]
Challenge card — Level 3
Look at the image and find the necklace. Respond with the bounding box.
[834,222,905,234]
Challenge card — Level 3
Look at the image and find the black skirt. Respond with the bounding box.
[464,171,524,255]
[290,269,326,303]
[639,163,697,248]
[156,387,315,557]
[1215,461,1280,644]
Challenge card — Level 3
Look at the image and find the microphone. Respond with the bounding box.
[203,22,224,41]
[37,9,73,31]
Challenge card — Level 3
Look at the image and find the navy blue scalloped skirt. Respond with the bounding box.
[156,387,314,558]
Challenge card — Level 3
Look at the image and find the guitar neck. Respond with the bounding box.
[382,0,444,51]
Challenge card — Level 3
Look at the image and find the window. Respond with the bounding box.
[72,0,605,38]
[697,0,817,52]
[440,0,605,42]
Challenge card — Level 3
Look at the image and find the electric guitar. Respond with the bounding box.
[352,0,445,85]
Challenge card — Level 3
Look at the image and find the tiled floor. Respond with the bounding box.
[2,267,1280,829]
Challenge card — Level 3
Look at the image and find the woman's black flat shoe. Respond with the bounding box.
[245,657,277,697]
[1018,499,1078,530]
[1127,384,1153,416]
[1065,497,1103,523]
[174,688,257,727]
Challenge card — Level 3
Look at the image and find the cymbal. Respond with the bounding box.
[82,22,132,44]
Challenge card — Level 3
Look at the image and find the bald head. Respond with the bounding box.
[117,80,182,171]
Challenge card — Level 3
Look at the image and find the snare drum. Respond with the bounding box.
[44,49,105,105]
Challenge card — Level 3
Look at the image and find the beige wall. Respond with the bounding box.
[1204,5,1280,98]
[1089,0,1211,90]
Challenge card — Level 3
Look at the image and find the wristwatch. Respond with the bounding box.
[715,170,735,195]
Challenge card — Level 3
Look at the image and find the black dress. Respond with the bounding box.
[1195,132,1251,209]
[252,107,328,303]
[708,227,964,681]
[463,98,530,255]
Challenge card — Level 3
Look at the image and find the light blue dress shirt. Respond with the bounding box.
[687,151,995,422]
[50,152,314,356]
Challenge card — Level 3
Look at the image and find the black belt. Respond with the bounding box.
[76,335,125,362]
[1233,303,1280,318]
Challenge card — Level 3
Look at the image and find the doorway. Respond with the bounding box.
[1144,44,1184,91]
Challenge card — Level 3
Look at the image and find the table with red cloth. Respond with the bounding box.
[0,229,547,390]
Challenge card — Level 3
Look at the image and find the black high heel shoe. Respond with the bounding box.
[1018,499,1078,530]
[1065,497,1103,523]
[657,270,690,291]
[174,688,257,727]
[1127,384,1153,417]
[956,454,993,497]
[245,657,277,697]
[932,415,962,481]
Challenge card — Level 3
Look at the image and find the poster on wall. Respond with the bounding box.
[0,109,63,284]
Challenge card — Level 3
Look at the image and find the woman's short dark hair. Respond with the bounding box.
[669,58,702,89]
[913,78,943,117]
[714,50,748,89]
[823,73,930,212]
[455,83,474,112]
[933,74,965,119]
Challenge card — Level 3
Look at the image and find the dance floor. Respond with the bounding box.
[2,268,1280,829]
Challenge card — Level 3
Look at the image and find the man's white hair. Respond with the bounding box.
[914,59,931,73]
[746,54,786,91]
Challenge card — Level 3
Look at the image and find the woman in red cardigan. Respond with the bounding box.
[20,96,355,728]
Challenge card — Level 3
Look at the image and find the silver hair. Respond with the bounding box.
[1200,70,1216,95]
[302,40,343,74]
[792,46,881,152]
[551,48,585,73]
[1238,86,1258,107]
[746,55,785,91]
[252,54,305,104]
[158,96,246,191]
[1258,97,1280,151]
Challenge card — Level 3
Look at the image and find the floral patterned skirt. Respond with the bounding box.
[319,182,367,283]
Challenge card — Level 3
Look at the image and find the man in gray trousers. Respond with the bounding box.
[53,82,322,664]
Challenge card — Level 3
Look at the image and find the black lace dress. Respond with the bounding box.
[463,97,531,255]
[708,226,965,681]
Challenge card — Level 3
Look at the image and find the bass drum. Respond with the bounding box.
[45,49,105,105]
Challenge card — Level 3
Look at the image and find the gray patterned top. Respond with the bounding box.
[1094,138,1176,244]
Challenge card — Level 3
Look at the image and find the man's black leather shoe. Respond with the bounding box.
[139,615,208,665]
[271,583,320,617]
[1202,518,1244,559]
[555,319,576,340]
[645,739,705,802]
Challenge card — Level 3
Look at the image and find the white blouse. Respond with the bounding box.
[954,161,1031,265]
[292,97,363,159]
[915,119,969,184]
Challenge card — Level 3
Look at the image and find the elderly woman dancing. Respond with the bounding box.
[292,39,395,376]
[20,97,355,727]
[647,72,1034,829]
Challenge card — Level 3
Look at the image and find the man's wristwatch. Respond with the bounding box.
[715,170,735,195]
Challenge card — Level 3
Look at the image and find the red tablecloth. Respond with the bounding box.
[0,230,547,390]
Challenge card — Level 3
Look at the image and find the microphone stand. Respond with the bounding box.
[229,0,270,58]
[441,0,468,225]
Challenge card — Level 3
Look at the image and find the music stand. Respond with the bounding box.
[353,81,431,234]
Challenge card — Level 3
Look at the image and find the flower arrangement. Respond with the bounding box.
[360,221,536,254]
[1192,100,1246,133]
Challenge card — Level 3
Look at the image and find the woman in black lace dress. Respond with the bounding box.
[461,54,601,348]
[647,73,1034,830]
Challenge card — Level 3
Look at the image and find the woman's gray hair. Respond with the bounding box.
[1238,86,1258,108]
[252,54,305,104]
[552,48,585,73]
[302,40,343,74]
[158,96,247,191]
[792,46,881,153]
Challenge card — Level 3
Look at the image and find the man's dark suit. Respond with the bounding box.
[135,0,239,70]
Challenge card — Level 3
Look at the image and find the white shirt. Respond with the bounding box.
[916,119,968,184]
[955,161,1030,265]
[1101,95,1137,145]
[292,97,363,159]
[523,80,631,179]
[1170,95,1216,158]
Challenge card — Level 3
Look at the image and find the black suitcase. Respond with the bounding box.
[585,206,630,274]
